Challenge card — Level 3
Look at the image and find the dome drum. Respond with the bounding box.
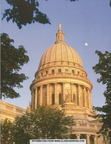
[30,80,93,116]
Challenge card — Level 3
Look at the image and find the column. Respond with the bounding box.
[55,83,58,104]
[87,89,91,109]
[37,87,40,106]
[86,134,90,144]
[40,86,43,106]
[86,88,89,108]
[31,91,33,110]
[81,86,84,107]
[32,89,35,109]
[47,84,50,105]
[76,134,80,139]
[35,87,37,109]
[75,84,77,104]
[83,87,86,107]
[77,85,80,106]
[70,83,73,101]
[87,89,90,108]
[63,83,65,103]
[84,87,87,107]
[94,135,97,144]
[89,90,92,110]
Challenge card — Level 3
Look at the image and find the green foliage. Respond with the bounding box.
[3,0,110,29]
[70,0,78,1]
[13,106,74,144]
[1,33,29,99]
[93,50,111,141]
[2,0,50,29]
[93,51,111,104]
[1,119,14,144]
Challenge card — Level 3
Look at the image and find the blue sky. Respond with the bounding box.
[1,0,111,109]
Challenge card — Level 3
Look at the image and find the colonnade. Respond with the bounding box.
[31,82,92,110]
[76,134,97,144]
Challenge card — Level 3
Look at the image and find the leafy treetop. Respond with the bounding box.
[1,106,75,144]
[1,33,29,99]
[2,0,111,29]
[93,50,111,141]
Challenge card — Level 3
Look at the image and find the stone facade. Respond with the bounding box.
[30,25,109,144]
[0,100,27,122]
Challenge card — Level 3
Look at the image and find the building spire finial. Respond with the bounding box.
[55,24,65,44]
[58,24,62,31]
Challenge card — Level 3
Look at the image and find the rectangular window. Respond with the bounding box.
[58,69,61,73]
[52,69,54,73]
[72,70,74,74]
[46,71,48,74]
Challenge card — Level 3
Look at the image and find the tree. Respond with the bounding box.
[1,33,29,99]
[2,0,51,29]
[93,50,111,143]
[1,119,14,144]
[3,0,111,29]
[13,106,74,144]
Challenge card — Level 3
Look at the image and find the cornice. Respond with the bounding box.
[30,74,92,89]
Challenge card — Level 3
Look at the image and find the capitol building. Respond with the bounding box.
[30,24,108,144]
[0,25,109,144]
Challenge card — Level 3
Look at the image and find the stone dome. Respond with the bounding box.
[39,24,82,68]
[39,43,83,67]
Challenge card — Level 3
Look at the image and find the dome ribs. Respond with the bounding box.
[70,46,76,65]
[39,43,83,67]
